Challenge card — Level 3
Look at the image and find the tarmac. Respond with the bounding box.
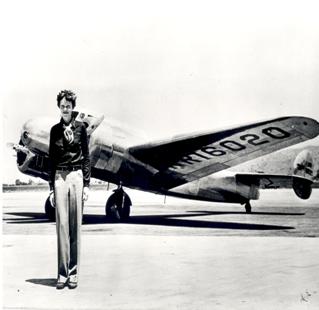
[2,188,319,309]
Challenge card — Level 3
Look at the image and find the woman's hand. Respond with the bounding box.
[49,191,55,206]
[83,186,89,201]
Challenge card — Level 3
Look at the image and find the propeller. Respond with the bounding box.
[6,142,18,157]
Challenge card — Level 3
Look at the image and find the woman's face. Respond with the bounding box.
[59,98,73,122]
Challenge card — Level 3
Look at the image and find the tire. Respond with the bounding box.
[105,192,131,221]
[45,196,56,221]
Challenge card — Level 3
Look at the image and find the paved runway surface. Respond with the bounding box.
[2,188,319,309]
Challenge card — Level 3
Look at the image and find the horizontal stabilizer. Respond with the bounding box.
[235,173,312,189]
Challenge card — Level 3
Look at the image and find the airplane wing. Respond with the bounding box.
[129,116,319,186]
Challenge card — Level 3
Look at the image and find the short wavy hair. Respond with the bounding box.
[57,90,77,108]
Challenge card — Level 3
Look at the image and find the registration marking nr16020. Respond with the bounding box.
[170,126,291,170]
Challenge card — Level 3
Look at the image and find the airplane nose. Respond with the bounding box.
[21,119,38,146]
[20,117,55,153]
[20,119,33,146]
[21,130,31,145]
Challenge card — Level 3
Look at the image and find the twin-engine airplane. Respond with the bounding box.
[11,111,319,221]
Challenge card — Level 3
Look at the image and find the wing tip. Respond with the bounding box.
[292,116,319,139]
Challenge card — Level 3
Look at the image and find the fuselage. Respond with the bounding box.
[16,112,319,205]
[17,114,163,191]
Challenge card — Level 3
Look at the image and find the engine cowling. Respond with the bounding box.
[292,150,314,199]
[14,143,49,180]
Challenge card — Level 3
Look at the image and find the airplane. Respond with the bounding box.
[10,110,319,221]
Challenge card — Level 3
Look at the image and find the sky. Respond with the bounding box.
[2,0,319,183]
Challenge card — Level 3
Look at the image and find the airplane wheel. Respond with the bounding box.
[245,201,252,214]
[105,191,131,221]
[45,194,56,222]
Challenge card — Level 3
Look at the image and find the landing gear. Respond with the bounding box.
[245,201,252,214]
[45,192,56,221]
[105,184,132,221]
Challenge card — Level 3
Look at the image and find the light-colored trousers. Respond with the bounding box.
[54,169,83,282]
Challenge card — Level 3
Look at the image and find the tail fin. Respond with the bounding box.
[293,150,314,180]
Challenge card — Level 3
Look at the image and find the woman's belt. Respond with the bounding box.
[56,165,82,171]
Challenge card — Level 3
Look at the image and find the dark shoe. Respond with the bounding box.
[56,282,66,290]
[68,281,78,289]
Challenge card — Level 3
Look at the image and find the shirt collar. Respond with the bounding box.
[60,117,76,128]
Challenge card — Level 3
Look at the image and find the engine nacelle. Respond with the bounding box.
[172,172,260,203]
[15,144,49,180]
[199,173,260,201]
[292,150,314,200]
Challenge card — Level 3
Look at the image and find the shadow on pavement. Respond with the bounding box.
[4,212,51,224]
[126,215,294,230]
[187,210,305,216]
[4,211,295,230]
[26,278,56,287]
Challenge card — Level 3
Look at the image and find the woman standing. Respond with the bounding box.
[48,90,90,289]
